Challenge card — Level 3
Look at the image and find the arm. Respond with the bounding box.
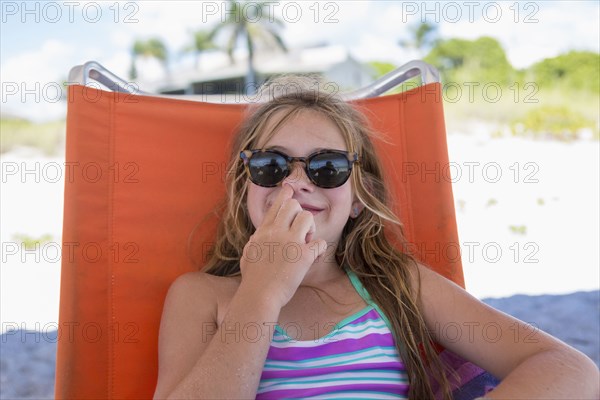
[153,272,281,399]
[154,185,327,399]
[414,264,600,399]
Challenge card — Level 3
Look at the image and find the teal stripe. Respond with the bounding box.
[330,321,388,336]
[274,306,375,340]
[269,368,408,375]
[345,268,373,303]
[345,269,394,329]
[271,320,388,343]
[331,305,374,329]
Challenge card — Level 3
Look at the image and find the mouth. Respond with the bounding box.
[265,202,325,215]
[300,204,325,215]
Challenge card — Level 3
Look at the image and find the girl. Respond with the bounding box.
[153,76,599,399]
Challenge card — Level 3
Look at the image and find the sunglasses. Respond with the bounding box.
[240,149,360,188]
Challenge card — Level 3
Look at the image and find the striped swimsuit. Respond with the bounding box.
[256,269,409,399]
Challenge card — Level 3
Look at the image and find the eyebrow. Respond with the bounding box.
[266,145,333,153]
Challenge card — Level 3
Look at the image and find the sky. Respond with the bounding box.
[1,0,599,121]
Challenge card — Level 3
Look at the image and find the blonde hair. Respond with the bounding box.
[198,75,453,400]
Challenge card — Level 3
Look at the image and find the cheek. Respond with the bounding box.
[246,184,272,229]
[326,186,354,215]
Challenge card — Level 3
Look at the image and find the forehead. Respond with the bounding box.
[257,109,347,153]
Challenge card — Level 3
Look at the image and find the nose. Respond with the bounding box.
[282,161,314,192]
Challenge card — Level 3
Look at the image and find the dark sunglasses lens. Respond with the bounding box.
[309,153,351,188]
[248,152,288,186]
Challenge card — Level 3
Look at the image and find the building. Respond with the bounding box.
[139,44,375,100]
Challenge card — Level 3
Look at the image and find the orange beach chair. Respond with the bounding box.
[56,61,469,399]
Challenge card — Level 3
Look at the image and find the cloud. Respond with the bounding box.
[108,2,221,57]
[1,40,74,121]
[281,1,372,48]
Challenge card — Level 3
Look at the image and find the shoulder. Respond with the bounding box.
[406,262,461,294]
[408,262,475,321]
[164,271,241,323]
[169,270,239,292]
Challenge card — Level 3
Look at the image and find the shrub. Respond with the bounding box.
[510,105,597,140]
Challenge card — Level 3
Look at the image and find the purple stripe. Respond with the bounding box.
[346,307,381,325]
[256,383,409,399]
[267,332,396,361]
[260,361,403,380]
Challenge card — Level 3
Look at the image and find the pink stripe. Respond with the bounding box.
[260,361,403,380]
[256,383,409,399]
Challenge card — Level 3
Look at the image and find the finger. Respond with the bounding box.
[263,183,293,226]
[274,197,303,229]
[290,210,316,243]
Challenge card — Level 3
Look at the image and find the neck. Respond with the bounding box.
[299,247,345,288]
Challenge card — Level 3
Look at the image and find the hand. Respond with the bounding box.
[239,184,328,310]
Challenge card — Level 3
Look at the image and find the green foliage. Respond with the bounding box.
[210,0,287,92]
[486,198,498,207]
[191,31,216,52]
[421,36,599,140]
[398,22,440,55]
[1,118,65,155]
[182,30,218,69]
[133,38,168,61]
[509,225,527,235]
[529,51,599,93]
[368,61,397,78]
[425,36,515,86]
[12,233,54,250]
[129,37,169,79]
[413,23,439,50]
[366,62,421,95]
[210,0,287,62]
[510,105,597,140]
[426,38,598,95]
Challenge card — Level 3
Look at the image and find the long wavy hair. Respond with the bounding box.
[199,75,453,400]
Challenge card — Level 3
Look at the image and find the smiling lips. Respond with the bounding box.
[265,202,325,215]
[300,204,325,215]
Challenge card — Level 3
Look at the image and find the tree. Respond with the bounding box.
[209,0,287,94]
[129,38,169,80]
[399,22,440,56]
[530,51,600,93]
[424,36,515,85]
[184,30,217,70]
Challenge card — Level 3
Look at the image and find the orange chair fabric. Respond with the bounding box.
[55,83,463,399]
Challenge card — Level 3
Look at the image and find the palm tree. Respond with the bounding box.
[129,38,169,80]
[184,30,217,70]
[209,0,287,94]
